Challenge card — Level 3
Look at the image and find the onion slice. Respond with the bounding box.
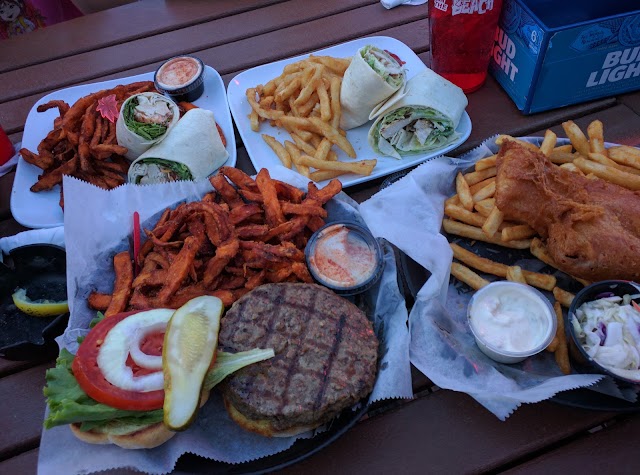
[129,321,167,370]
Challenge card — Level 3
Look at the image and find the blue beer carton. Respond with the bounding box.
[489,0,640,114]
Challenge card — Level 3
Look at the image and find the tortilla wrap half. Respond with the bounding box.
[368,68,468,159]
[339,45,406,130]
[128,108,229,184]
[116,92,180,160]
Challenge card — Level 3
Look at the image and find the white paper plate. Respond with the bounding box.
[227,36,471,188]
[12,65,236,229]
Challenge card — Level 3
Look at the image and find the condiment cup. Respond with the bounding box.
[566,280,640,386]
[467,281,556,364]
[305,221,384,296]
[154,55,206,103]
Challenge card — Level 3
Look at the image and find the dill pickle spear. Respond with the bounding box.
[162,296,223,431]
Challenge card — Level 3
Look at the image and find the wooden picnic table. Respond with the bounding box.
[1,1,640,473]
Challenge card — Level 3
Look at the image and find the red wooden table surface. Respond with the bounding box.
[1,1,640,474]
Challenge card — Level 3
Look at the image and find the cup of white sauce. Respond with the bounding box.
[467,281,556,364]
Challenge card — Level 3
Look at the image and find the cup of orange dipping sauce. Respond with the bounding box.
[305,221,384,296]
[154,55,205,102]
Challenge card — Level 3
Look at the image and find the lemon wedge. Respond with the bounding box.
[163,296,223,431]
[11,288,69,318]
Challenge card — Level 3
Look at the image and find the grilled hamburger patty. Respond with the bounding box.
[218,283,379,433]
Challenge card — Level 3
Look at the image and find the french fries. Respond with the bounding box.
[90,167,342,311]
[446,118,640,377]
[246,55,367,182]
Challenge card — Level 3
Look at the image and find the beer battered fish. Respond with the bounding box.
[494,140,640,283]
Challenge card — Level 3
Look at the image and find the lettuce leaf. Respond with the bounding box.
[44,347,274,432]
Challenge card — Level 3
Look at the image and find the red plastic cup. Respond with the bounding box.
[429,0,503,93]
[0,125,15,166]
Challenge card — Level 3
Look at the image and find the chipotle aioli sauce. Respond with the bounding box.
[308,224,379,289]
[156,57,202,89]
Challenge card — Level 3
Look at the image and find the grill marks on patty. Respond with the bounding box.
[219,283,378,431]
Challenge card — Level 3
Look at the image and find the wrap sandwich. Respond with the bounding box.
[116,92,180,160]
[339,45,406,130]
[128,108,229,184]
[368,68,468,159]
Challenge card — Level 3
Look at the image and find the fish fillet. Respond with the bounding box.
[495,140,640,282]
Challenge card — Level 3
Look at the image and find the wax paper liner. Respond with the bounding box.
[37,166,411,475]
[358,136,640,421]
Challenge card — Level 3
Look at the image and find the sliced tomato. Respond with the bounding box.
[72,310,165,411]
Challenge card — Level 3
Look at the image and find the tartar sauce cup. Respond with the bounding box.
[305,221,384,296]
[566,280,640,386]
[467,281,557,364]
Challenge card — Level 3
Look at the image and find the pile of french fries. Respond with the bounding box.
[246,55,377,182]
[444,119,640,375]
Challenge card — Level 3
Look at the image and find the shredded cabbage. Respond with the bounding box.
[571,293,640,380]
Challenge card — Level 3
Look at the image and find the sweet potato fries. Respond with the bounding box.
[91,166,342,315]
[19,81,157,208]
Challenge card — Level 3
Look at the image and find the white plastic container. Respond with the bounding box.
[467,281,556,364]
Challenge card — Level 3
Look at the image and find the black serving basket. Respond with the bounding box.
[0,244,69,360]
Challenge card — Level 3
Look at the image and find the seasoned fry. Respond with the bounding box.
[443,219,531,249]
[464,167,497,186]
[495,135,539,152]
[506,266,527,284]
[553,287,575,308]
[105,251,134,317]
[562,120,590,157]
[296,154,376,175]
[573,157,640,190]
[472,181,496,202]
[539,129,557,156]
[450,262,490,290]
[474,198,495,217]
[456,172,474,211]
[548,150,576,165]
[449,243,556,290]
[607,145,640,170]
[481,206,504,238]
[262,134,292,168]
[474,154,497,171]
[587,120,605,155]
[444,203,486,227]
[553,302,571,374]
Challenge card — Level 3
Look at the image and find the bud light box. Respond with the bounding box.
[489,0,640,114]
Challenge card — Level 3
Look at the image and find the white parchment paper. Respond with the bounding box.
[358,138,636,421]
[37,166,411,475]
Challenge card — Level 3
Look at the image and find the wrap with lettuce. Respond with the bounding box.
[128,108,228,184]
[339,45,406,130]
[368,68,468,159]
[116,92,180,160]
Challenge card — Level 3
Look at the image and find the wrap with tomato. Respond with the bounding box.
[339,45,406,130]
[44,304,273,449]
[116,92,180,160]
[368,68,468,159]
[127,108,228,184]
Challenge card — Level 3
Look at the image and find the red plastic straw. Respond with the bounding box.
[133,211,140,277]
